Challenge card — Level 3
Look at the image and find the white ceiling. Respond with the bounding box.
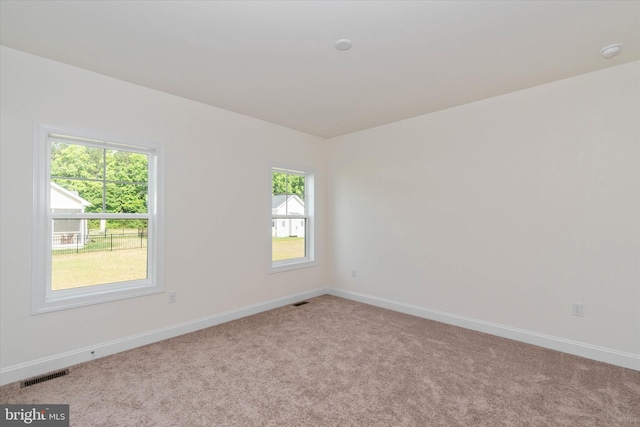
[1,1,638,138]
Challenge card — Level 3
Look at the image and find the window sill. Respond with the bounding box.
[270,259,317,274]
[32,282,164,314]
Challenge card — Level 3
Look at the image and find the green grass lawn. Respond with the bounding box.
[272,237,305,261]
[52,248,147,290]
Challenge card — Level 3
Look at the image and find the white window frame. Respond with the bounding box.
[32,124,164,314]
[270,165,315,273]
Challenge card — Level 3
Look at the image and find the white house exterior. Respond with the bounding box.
[51,182,91,247]
[272,194,305,238]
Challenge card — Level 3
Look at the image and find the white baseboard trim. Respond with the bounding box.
[0,288,327,386]
[327,288,640,371]
[3,287,637,386]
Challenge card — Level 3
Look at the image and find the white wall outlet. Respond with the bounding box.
[168,291,177,304]
[351,269,357,277]
[571,302,583,317]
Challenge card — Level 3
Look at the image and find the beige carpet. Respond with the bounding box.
[1,295,639,426]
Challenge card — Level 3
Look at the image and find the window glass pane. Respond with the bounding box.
[51,219,148,291]
[50,141,103,180]
[272,219,306,261]
[106,149,148,184]
[51,179,102,213]
[272,172,305,214]
[105,183,148,214]
[286,195,305,215]
[272,172,305,197]
[272,171,285,195]
[293,175,305,201]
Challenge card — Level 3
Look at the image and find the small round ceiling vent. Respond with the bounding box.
[335,39,352,51]
[600,44,622,59]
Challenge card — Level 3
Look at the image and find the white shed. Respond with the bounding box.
[51,182,91,247]
[272,194,305,238]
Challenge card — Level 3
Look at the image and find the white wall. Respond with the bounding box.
[1,45,638,380]
[0,47,327,377]
[328,62,640,359]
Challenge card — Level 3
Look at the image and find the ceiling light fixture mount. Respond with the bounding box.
[600,43,622,59]
[335,39,352,51]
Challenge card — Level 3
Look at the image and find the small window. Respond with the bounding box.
[32,126,164,313]
[271,167,315,272]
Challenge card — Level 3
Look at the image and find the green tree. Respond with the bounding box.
[105,150,148,215]
[51,142,104,213]
[272,172,305,200]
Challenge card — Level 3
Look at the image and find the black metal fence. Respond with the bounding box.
[52,232,147,255]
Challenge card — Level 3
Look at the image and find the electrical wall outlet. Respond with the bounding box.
[571,302,583,317]
[351,269,357,277]
[168,291,177,304]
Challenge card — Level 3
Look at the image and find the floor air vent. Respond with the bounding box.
[292,301,309,307]
[20,369,69,388]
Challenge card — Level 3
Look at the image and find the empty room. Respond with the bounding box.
[1,1,639,425]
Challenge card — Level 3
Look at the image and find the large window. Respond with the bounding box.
[32,126,163,313]
[271,167,314,271]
